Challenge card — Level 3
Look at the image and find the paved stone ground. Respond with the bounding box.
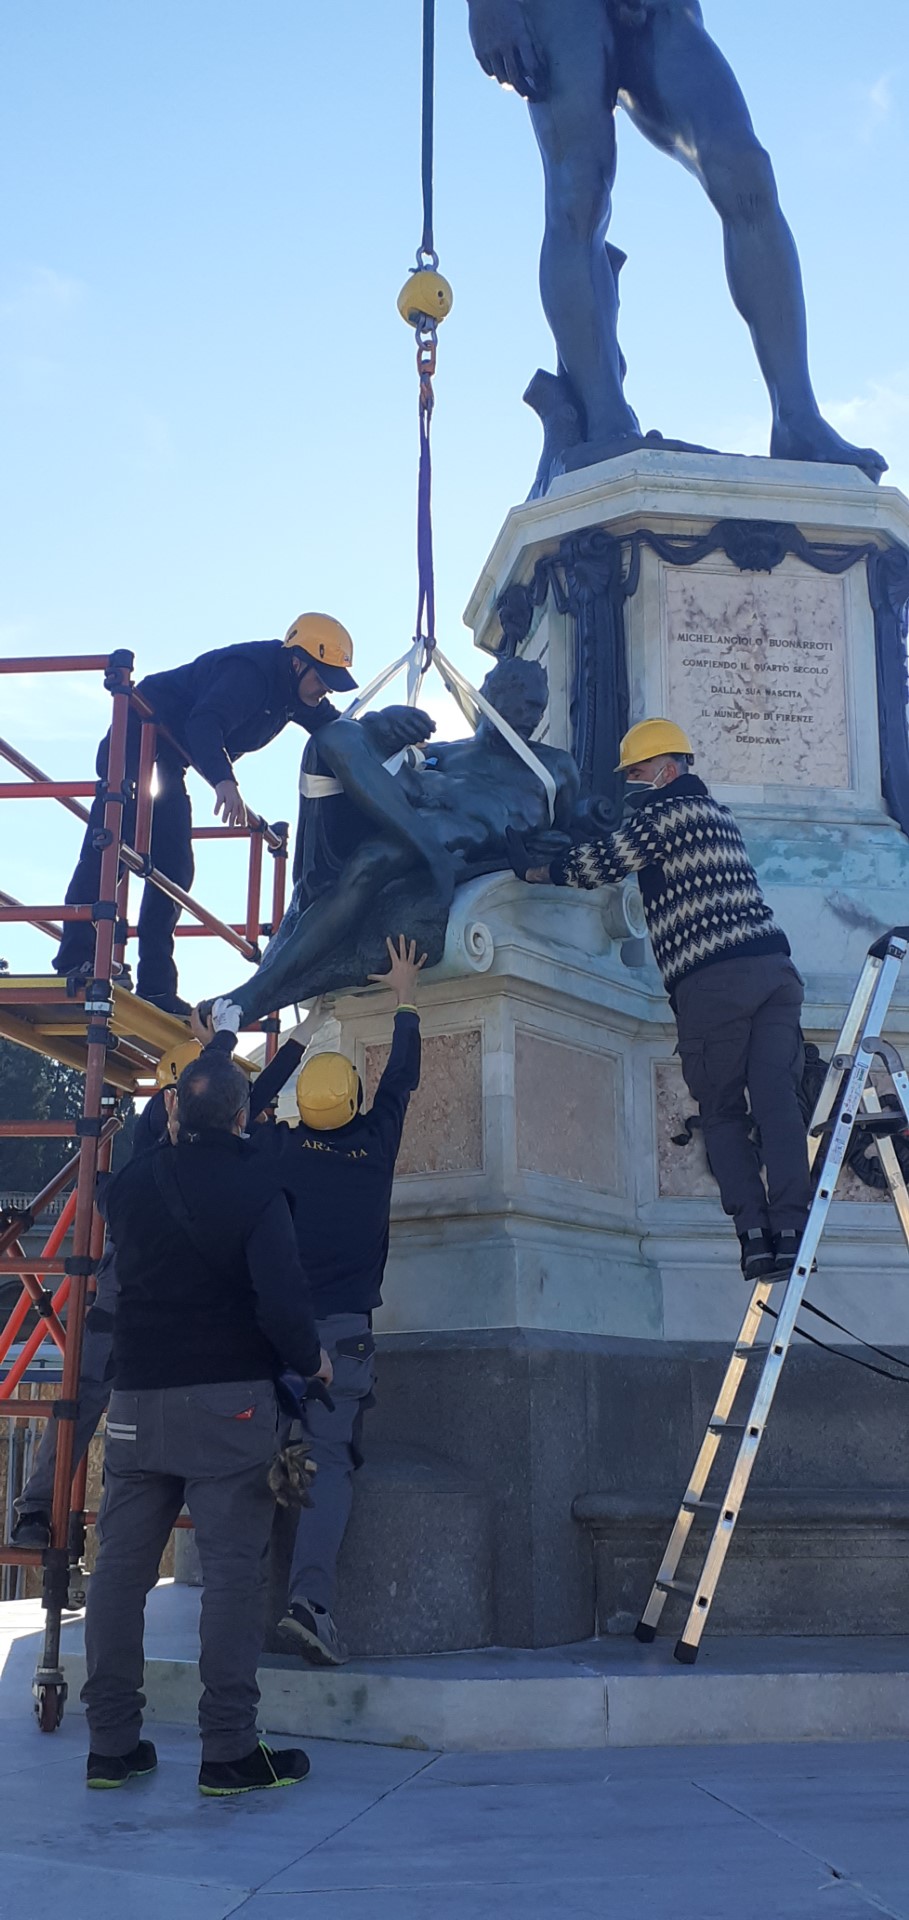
[0,1711,906,1920]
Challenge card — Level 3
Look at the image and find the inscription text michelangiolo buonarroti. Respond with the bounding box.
[662,568,849,788]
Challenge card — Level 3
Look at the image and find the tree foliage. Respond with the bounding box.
[0,1040,135,1197]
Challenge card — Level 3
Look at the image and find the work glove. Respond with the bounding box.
[268,1442,317,1510]
[504,826,571,881]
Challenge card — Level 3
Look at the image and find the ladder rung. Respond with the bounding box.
[733,1343,769,1357]
[656,1578,697,1598]
[682,1498,731,1515]
[708,1419,752,1434]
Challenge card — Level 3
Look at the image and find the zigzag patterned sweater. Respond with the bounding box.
[554,774,789,1000]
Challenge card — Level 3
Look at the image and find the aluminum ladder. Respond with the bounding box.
[635,925,909,1665]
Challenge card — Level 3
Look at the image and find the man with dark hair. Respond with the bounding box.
[80,1049,332,1797]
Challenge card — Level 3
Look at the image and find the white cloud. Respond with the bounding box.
[0,265,85,325]
[821,371,909,492]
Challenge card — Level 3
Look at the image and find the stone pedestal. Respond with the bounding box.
[254,454,909,1656]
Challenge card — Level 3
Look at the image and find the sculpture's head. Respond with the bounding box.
[479,656,548,743]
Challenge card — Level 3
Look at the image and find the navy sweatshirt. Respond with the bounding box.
[139,639,340,789]
[255,1009,421,1318]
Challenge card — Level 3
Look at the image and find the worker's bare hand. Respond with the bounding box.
[190,1002,215,1045]
[213,779,248,829]
[524,864,553,884]
[369,934,428,1004]
[468,0,548,100]
[314,1347,333,1387]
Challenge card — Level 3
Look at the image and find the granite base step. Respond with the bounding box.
[4,1586,909,1752]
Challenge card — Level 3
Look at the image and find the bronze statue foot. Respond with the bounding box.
[555,426,719,478]
[770,412,887,485]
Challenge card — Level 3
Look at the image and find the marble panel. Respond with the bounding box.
[364,1029,483,1177]
[515,1029,621,1193]
[654,1057,889,1203]
[661,560,850,789]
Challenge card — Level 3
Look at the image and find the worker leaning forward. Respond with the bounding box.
[513,719,812,1286]
[81,1049,333,1796]
[201,933,424,1665]
[53,613,357,1015]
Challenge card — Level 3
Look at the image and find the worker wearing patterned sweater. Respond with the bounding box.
[514,718,811,1286]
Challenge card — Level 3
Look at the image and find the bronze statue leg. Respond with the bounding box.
[224,839,414,1023]
[620,9,885,480]
[526,0,641,447]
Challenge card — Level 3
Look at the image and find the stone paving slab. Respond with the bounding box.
[0,1719,905,1920]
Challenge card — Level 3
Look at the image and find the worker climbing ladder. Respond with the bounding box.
[635,925,909,1664]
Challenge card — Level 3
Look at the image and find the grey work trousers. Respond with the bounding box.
[14,1258,116,1519]
[289,1312,375,1614]
[674,953,811,1238]
[81,1379,278,1762]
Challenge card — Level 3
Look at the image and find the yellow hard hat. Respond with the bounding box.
[283,612,357,692]
[616,718,694,772]
[155,1039,202,1090]
[397,269,454,328]
[296,1051,361,1131]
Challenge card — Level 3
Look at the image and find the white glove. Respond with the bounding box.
[211,996,242,1036]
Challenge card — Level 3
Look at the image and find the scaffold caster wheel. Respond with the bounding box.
[34,1683,66,1733]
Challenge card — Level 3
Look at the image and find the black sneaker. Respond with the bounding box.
[199,1740,311,1797]
[11,1510,50,1550]
[739,1228,776,1285]
[86,1739,158,1790]
[771,1230,815,1279]
[278,1599,348,1666]
[141,991,192,1017]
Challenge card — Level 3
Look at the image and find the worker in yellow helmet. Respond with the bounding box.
[510,718,811,1289]
[53,614,355,1017]
[202,934,424,1667]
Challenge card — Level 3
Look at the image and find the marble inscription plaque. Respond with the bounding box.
[662,563,849,787]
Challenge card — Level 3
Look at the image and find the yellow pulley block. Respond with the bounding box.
[397,268,453,328]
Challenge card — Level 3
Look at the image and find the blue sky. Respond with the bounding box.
[1,0,907,1003]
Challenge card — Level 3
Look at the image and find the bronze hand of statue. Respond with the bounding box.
[467,0,548,100]
[359,706,436,760]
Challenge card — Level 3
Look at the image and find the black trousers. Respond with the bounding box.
[54,714,194,1001]
[674,952,811,1239]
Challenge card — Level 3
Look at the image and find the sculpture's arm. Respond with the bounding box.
[466,0,548,101]
[359,705,436,759]
[316,719,455,884]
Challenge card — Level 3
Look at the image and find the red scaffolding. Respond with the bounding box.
[0,648,288,1729]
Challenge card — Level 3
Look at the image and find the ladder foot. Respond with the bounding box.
[674,1639,699,1666]
[634,1621,657,1644]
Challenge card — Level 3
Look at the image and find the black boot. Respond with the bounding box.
[771,1229,815,1279]
[86,1740,158,1789]
[739,1228,776,1285]
[198,1740,311,1797]
[10,1510,50,1550]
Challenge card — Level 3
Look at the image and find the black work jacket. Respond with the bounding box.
[139,639,339,788]
[106,1130,321,1390]
[255,1011,421,1317]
